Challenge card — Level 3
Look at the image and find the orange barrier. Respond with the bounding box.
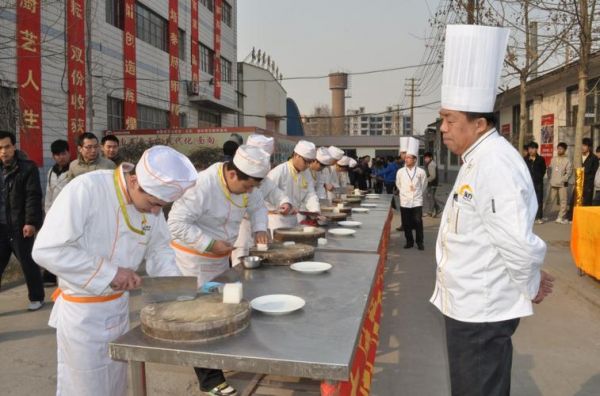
[571,206,600,281]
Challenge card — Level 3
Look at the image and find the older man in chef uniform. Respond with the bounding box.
[431,24,554,396]
[266,140,320,230]
[322,145,344,200]
[32,145,197,396]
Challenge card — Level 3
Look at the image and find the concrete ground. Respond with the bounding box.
[1,211,599,395]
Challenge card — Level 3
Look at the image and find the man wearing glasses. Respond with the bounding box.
[68,132,115,179]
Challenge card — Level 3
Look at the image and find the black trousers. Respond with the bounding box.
[399,206,423,246]
[0,223,45,302]
[444,315,520,396]
[194,368,226,391]
[384,182,395,194]
[533,182,543,219]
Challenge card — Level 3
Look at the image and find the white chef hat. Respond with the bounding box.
[407,137,420,158]
[294,140,317,160]
[135,145,197,202]
[348,158,358,168]
[246,134,275,155]
[328,145,345,160]
[316,147,334,165]
[233,144,271,178]
[441,24,510,113]
[399,136,410,153]
[337,156,350,167]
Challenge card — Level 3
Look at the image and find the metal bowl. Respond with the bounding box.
[242,256,262,269]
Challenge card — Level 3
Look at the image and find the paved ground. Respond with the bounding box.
[1,210,599,395]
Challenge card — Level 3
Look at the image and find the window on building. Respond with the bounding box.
[136,3,167,51]
[201,0,214,12]
[179,112,187,128]
[178,29,186,60]
[0,87,17,133]
[222,1,232,27]
[220,57,232,84]
[137,103,169,129]
[198,109,221,127]
[200,44,215,75]
[107,96,124,130]
[106,0,124,29]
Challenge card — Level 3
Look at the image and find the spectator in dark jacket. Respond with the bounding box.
[0,131,45,310]
[378,156,400,194]
[525,142,547,223]
[582,138,599,206]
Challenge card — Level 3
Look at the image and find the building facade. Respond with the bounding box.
[0,0,237,170]
[346,106,407,136]
[302,105,332,136]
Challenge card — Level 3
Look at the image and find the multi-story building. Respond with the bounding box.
[346,106,407,136]
[0,0,237,170]
[302,105,332,136]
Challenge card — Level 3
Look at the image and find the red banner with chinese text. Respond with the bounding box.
[123,0,137,129]
[214,0,222,99]
[168,0,179,127]
[541,114,555,167]
[190,0,200,96]
[67,0,86,157]
[17,0,43,166]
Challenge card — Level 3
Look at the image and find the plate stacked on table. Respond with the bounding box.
[365,194,380,199]
[290,261,332,274]
[361,203,378,208]
[352,208,369,213]
[328,228,357,236]
[250,294,305,315]
[338,220,362,228]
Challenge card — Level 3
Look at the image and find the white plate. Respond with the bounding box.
[328,228,357,236]
[338,220,362,228]
[361,203,378,208]
[365,194,380,199]
[352,208,369,213]
[290,261,333,274]
[250,294,306,315]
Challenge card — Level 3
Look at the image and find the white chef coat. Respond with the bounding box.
[168,163,268,285]
[310,168,328,200]
[395,165,428,208]
[336,169,351,191]
[430,129,547,322]
[32,165,180,396]
[321,165,338,200]
[266,160,320,230]
[44,167,70,213]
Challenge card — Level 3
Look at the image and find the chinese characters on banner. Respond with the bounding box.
[67,0,86,157]
[190,0,200,96]
[540,114,555,166]
[168,0,179,127]
[214,0,222,99]
[123,0,137,129]
[17,0,43,165]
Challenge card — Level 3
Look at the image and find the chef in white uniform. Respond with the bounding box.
[430,24,553,396]
[32,146,197,396]
[310,147,335,200]
[335,156,352,191]
[266,140,320,230]
[231,135,292,265]
[323,145,344,200]
[167,144,270,396]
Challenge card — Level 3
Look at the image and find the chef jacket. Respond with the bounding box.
[395,165,427,208]
[266,160,320,213]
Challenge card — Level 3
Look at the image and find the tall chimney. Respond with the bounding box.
[329,72,348,135]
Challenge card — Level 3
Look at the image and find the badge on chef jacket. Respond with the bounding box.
[459,184,473,202]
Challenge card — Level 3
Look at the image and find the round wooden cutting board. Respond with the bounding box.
[249,242,315,265]
[321,212,349,222]
[321,206,352,214]
[273,227,326,244]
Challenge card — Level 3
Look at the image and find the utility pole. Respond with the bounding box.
[467,0,476,24]
[404,78,420,135]
[529,21,539,79]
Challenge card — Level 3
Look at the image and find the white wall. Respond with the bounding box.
[242,63,287,134]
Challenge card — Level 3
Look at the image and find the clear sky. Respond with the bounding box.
[237,0,443,134]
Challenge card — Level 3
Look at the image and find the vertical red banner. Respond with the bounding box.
[541,114,555,167]
[168,0,179,127]
[190,0,200,95]
[123,0,137,129]
[16,1,43,166]
[213,0,222,99]
[66,0,86,157]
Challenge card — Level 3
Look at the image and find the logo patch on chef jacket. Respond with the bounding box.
[458,184,473,202]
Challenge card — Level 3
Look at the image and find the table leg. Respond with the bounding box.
[130,361,147,396]
[320,380,341,396]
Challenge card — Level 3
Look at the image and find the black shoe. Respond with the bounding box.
[403,243,414,249]
[396,226,404,232]
[417,244,424,251]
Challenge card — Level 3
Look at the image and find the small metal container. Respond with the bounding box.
[242,256,262,269]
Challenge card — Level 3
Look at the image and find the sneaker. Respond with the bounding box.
[417,244,425,251]
[535,219,544,225]
[28,301,44,311]
[203,382,237,396]
[423,213,431,218]
[556,219,569,224]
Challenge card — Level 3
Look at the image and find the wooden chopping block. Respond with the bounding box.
[321,212,349,222]
[332,197,362,206]
[273,227,326,244]
[321,206,352,214]
[140,293,250,343]
[249,242,315,265]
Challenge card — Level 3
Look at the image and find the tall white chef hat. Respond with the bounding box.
[316,147,334,165]
[294,140,317,160]
[399,136,410,153]
[233,144,271,178]
[337,156,350,167]
[441,24,510,113]
[328,145,345,160]
[135,145,197,202]
[406,137,420,158]
[348,158,358,168]
[246,134,275,155]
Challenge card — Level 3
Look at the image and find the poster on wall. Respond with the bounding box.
[540,114,554,166]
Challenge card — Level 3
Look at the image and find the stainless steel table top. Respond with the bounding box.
[110,251,380,381]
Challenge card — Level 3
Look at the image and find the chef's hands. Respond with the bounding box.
[210,240,234,256]
[254,231,269,245]
[532,270,555,304]
[279,203,292,215]
[23,224,36,238]
[110,267,142,291]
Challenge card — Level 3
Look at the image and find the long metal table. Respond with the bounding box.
[109,251,380,395]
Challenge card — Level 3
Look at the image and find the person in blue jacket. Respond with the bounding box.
[377,156,399,194]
